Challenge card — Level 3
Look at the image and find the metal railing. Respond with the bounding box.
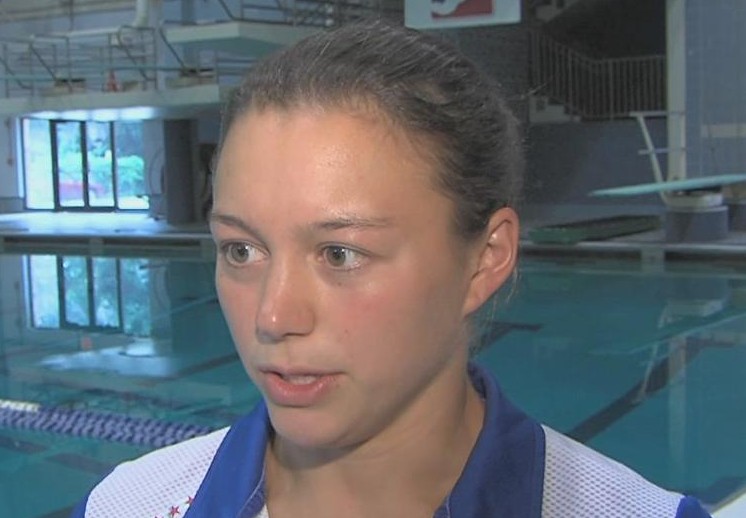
[0,0,402,100]
[0,26,158,98]
[211,0,400,26]
[154,0,402,93]
[529,29,666,120]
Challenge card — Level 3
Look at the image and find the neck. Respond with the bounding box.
[265,363,485,515]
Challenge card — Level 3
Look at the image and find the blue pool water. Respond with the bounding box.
[0,249,744,516]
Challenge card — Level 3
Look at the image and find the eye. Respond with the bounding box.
[322,246,364,270]
[221,242,264,267]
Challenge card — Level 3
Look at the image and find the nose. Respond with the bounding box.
[255,258,315,343]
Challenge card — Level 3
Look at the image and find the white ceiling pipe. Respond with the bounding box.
[132,0,153,27]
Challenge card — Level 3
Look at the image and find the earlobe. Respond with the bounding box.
[462,207,519,316]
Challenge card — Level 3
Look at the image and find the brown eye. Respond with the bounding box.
[323,246,362,270]
[222,242,262,266]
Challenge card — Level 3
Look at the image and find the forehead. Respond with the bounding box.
[217,103,440,174]
[213,107,449,219]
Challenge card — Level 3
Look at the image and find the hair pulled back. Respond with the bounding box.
[218,19,523,240]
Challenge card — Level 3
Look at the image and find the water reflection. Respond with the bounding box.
[480,257,746,505]
[0,252,244,413]
[1,252,746,508]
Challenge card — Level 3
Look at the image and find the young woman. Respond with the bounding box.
[73,20,712,518]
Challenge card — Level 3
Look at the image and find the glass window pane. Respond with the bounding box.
[62,256,90,326]
[92,257,120,328]
[114,121,147,210]
[56,122,84,208]
[121,258,151,336]
[29,255,60,328]
[22,119,54,209]
[86,122,114,207]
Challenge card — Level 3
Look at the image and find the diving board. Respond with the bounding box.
[590,173,746,197]
[586,111,746,242]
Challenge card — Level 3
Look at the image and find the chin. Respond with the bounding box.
[268,406,356,451]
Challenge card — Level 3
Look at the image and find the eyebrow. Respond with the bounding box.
[311,214,393,232]
[209,212,261,236]
[209,211,393,235]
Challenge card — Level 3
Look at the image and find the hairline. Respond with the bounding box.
[214,96,480,243]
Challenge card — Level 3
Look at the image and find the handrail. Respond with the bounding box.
[116,26,154,82]
[0,53,30,90]
[0,25,158,97]
[27,43,59,82]
[157,22,188,71]
[0,0,402,101]
[529,28,666,120]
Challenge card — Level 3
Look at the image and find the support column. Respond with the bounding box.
[666,0,687,181]
[163,120,197,225]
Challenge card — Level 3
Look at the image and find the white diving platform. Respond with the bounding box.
[0,21,323,120]
[0,83,231,121]
[163,21,319,56]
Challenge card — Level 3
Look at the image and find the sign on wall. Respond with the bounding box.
[405,0,521,29]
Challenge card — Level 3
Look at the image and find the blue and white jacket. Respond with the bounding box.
[71,364,712,518]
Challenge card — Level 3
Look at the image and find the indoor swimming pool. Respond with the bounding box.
[0,249,744,517]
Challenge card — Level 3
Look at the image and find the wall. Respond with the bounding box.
[685,0,746,177]
[452,23,530,122]
[444,20,670,227]
[523,118,667,225]
[0,2,700,225]
[0,118,22,211]
[0,0,240,216]
[0,5,140,212]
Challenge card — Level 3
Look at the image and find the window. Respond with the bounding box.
[22,119,147,211]
[28,255,152,336]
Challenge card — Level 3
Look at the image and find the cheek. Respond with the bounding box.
[330,271,460,363]
[216,271,259,345]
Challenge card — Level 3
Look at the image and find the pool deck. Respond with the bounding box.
[2,211,746,260]
[1,210,746,515]
[715,497,746,518]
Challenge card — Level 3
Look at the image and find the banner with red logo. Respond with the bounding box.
[405,0,521,29]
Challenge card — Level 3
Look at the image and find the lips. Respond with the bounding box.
[279,374,322,385]
[259,367,339,407]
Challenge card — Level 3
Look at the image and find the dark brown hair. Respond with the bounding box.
[217,19,524,241]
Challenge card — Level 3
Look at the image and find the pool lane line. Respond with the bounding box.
[38,506,76,518]
[482,321,543,343]
[0,364,239,423]
[46,452,114,475]
[0,433,47,454]
[567,336,726,443]
[0,404,214,449]
[0,430,114,475]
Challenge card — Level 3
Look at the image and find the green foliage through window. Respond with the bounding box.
[22,119,148,210]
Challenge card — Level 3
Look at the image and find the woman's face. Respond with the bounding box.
[211,106,509,451]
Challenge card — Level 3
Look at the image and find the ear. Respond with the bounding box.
[462,207,519,316]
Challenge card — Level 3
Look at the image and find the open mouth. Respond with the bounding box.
[260,369,339,406]
[279,374,321,385]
